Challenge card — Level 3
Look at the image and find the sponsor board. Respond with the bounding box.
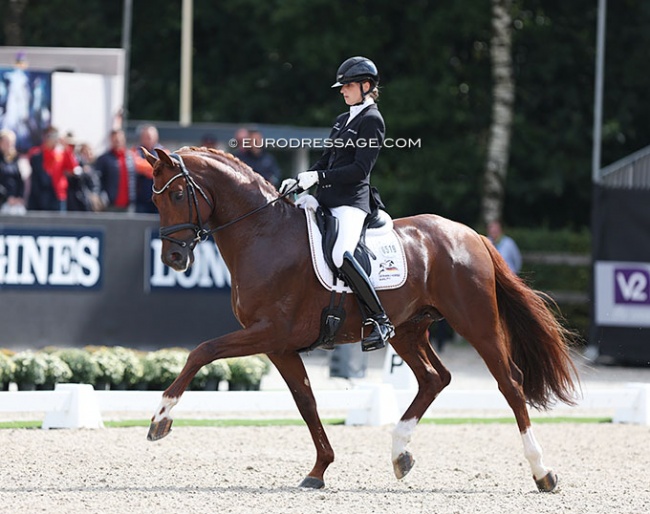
[0,227,103,289]
[595,261,650,327]
[146,230,231,291]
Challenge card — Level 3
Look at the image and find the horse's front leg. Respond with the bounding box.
[147,323,272,441]
[268,352,334,489]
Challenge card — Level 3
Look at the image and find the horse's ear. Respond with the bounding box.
[155,148,174,167]
[142,147,158,167]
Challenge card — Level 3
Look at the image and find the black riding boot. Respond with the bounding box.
[338,251,395,352]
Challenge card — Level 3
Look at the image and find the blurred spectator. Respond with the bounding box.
[67,141,103,212]
[132,124,163,213]
[234,128,282,186]
[0,128,26,215]
[487,220,522,274]
[232,127,250,162]
[201,133,220,149]
[95,129,136,212]
[27,126,77,211]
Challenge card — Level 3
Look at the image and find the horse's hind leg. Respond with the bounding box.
[268,352,334,489]
[446,308,558,492]
[389,318,452,480]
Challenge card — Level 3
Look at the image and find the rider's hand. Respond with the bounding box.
[278,178,298,195]
[297,171,319,191]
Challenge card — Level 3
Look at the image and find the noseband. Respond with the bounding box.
[152,153,297,248]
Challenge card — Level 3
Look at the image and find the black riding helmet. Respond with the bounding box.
[331,56,379,97]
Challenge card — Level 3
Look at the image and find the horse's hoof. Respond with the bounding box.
[299,476,325,489]
[147,418,173,441]
[393,451,415,479]
[535,471,559,492]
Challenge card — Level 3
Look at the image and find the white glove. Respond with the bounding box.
[278,178,298,195]
[297,171,319,191]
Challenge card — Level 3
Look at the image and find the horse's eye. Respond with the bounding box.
[173,190,184,201]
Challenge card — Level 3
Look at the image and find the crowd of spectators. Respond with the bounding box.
[0,124,283,216]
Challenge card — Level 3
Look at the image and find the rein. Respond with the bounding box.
[153,153,298,248]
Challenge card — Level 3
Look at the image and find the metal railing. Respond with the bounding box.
[599,145,650,189]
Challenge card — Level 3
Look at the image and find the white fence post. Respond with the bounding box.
[613,383,650,425]
[42,384,104,430]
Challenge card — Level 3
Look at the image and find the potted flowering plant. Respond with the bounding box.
[55,348,102,385]
[87,346,127,390]
[0,350,16,390]
[11,351,48,390]
[226,355,269,391]
[39,353,73,390]
[191,359,231,391]
[110,346,145,389]
[142,348,188,390]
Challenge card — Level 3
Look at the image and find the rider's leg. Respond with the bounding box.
[330,206,395,352]
[338,251,395,351]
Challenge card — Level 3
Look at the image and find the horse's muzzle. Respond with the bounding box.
[163,244,194,272]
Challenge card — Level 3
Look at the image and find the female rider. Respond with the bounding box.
[280,56,394,352]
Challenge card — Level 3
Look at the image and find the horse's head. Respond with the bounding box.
[144,147,214,272]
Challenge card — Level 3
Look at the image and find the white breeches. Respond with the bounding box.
[330,205,367,268]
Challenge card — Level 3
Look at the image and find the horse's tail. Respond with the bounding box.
[480,235,579,410]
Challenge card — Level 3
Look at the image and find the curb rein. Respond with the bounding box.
[152,153,298,248]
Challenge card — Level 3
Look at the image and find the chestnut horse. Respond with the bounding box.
[144,146,578,492]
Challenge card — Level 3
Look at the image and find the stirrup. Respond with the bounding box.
[361,318,395,352]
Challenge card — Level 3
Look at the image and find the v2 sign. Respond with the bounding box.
[615,269,650,304]
[595,261,650,327]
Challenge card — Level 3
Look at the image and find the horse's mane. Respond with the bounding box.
[174,146,287,201]
[178,146,255,176]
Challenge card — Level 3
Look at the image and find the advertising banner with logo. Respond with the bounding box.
[0,213,240,349]
[591,186,650,364]
[0,66,52,153]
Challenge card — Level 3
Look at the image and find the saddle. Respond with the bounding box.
[302,205,391,353]
[314,205,383,278]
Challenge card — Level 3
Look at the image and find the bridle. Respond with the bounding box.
[152,153,297,248]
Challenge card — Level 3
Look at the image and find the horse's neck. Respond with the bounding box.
[212,200,304,274]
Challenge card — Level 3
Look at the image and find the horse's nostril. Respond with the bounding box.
[170,251,182,263]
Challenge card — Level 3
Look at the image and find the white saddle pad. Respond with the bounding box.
[298,195,407,293]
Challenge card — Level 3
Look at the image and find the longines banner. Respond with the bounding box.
[0,227,104,289]
[0,213,240,348]
[146,229,231,291]
[591,185,650,364]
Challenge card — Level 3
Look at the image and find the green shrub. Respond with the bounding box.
[507,227,591,253]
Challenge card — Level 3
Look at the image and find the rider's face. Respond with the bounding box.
[340,82,365,105]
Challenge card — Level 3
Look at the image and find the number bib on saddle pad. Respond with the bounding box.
[298,195,408,292]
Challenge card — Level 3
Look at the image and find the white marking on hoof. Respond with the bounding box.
[521,428,551,481]
[392,418,418,461]
[151,396,179,423]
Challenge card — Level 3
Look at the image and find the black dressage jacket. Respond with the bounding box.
[309,104,385,214]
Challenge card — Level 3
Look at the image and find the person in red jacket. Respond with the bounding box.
[27,126,78,211]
